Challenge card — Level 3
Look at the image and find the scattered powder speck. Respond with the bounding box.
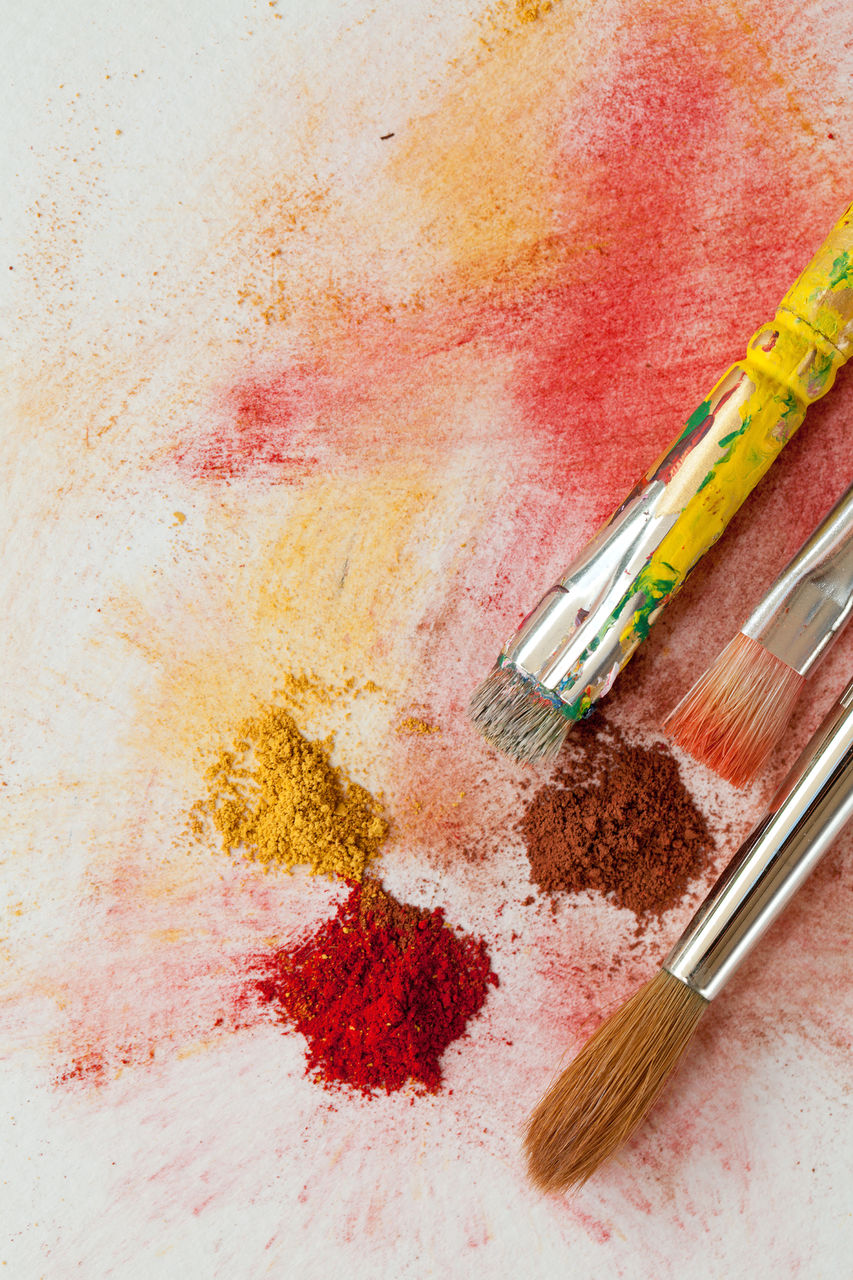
[272,669,366,709]
[485,0,555,31]
[191,703,388,880]
[396,715,441,735]
[519,718,714,919]
[255,879,498,1095]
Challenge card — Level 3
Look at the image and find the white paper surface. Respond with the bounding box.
[3,2,853,1276]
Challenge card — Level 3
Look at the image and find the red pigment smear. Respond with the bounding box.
[174,365,325,479]
[255,879,498,1095]
[52,857,328,1090]
[171,340,440,480]
[506,28,831,489]
[170,3,844,515]
[55,974,259,1090]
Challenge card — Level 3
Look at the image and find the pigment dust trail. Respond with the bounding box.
[519,718,714,918]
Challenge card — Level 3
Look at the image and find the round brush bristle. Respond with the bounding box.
[663,632,805,788]
[525,970,707,1192]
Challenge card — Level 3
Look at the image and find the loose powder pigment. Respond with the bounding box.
[192,704,388,879]
[519,718,713,918]
[256,880,498,1094]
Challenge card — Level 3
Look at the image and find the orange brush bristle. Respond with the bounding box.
[663,631,804,788]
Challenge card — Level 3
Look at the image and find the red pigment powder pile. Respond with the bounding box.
[519,718,713,919]
[257,880,498,1094]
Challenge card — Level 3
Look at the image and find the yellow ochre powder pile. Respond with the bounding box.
[192,704,388,880]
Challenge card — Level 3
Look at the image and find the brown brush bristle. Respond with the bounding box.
[663,631,805,788]
[525,970,707,1192]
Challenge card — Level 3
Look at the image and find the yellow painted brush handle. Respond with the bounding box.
[627,202,853,648]
[510,203,853,724]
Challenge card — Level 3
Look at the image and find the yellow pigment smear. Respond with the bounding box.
[191,704,388,880]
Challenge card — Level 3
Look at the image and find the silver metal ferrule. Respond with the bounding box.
[502,479,679,711]
[743,482,853,675]
[665,675,853,1000]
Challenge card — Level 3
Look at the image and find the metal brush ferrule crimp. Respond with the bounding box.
[499,479,680,719]
[743,482,853,676]
[665,675,853,1001]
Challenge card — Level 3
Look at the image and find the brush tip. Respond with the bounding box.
[468,663,570,763]
[524,970,707,1192]
[664,632,804,788]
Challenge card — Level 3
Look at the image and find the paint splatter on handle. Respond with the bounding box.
[557,202,853,718]
[634,206,853,601]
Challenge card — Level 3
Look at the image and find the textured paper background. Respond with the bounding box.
[3,1,853,1275]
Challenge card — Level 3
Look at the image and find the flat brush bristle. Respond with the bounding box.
[663,632,805,788]
[468,664,570,763]
[525,970,707,1192]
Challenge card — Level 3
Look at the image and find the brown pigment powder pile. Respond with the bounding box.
[191,704,388,879]
[519,718,713,918]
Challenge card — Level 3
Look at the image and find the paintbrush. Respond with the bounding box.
[524,672,853,1192]
[470,203,853,764]
[664,481,853,786]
